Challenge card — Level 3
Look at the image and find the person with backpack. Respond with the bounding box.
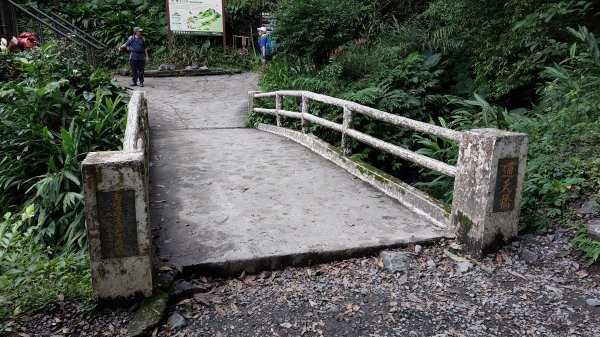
[119,27,149,87]
[257,27,273,75]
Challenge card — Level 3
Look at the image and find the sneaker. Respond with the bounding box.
[140,83,144,87]
[131,82,137,86]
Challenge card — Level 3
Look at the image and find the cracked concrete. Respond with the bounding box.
[116,74,447,276]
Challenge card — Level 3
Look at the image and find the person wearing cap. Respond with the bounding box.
[257,27,271,74]
[119,27,149,87]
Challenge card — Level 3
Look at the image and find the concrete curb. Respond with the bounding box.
[143,69,243,77]
[256,123,453,230]
[182,237,445,277]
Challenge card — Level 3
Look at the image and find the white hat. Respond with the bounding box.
[257,27,267,32]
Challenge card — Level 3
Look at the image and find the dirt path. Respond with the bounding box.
[12,230,600,336]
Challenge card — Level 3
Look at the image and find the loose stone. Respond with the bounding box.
[380,251,412,273]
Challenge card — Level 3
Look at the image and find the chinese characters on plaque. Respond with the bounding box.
[97,190,139,258]
[493,158,519,213]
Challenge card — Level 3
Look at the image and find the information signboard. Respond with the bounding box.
[168,0,224,36]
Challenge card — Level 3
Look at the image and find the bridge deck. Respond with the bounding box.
[126,74,449,276]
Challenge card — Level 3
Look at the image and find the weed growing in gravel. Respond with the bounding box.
[571,225,600,263]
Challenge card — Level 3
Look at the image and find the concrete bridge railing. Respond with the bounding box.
[249,90,528,257]
[82,91,153,299]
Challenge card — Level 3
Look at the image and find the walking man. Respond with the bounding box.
[119,27,149,87]
[257,27,272,75]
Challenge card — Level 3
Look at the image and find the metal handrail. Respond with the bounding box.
[25,5,106,49]
[6,0,104,66]
[250,90,461,177]
[7,0,83,47]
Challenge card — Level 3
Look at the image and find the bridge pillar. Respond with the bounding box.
[82,152,153,299]
[452,129,528,258]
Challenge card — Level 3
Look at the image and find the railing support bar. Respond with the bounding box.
[275,93,282,127]
[341,106,353,156]
[301,95,310,134]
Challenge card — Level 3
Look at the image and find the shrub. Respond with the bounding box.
[272,0,363,67]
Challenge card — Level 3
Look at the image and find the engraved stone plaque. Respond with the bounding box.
[97,190,139,258]
[493,158,519,213]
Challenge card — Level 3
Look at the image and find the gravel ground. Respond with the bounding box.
[8,230,600,337]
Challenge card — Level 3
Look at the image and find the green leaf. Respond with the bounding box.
[63,171,81,187]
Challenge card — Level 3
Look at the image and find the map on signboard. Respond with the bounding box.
[169,0,224,35]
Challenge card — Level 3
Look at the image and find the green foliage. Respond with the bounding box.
[0,209,93,319]
[0,43,126,318]
[0,43,128,252]
[272,0,363,67]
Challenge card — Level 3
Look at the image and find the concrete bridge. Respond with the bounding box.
[82,74,527,299]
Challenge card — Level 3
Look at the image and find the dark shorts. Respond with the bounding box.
[261,55,273,65]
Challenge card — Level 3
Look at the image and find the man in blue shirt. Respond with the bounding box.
[119,27,149,87]
[257,27,271,75]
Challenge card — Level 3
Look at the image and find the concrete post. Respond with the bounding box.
[301,95,310,134]
[341,106,353,156]
[82,151,153,299]
[451,129,528,258]
[248,91,260,115]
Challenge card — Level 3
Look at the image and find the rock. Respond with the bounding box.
[280,322,292,329]
[414,245,422,254]
[586,298,600,307]
[521,248,539,264]
[579,197,597,214]
[380,251,411,273]
[169,280,207,300]
[167,312,187,331]
[200,66,209,70]
[426,259,436,269]
[326,304,340,313]
[154,272,176,292]
[544,285,564,300]
[587,221,600,241]
[129,292,168,337]
[159,64,176,71]
[184,66,193,70]
[457,261,473,273]
[511,241,520,248]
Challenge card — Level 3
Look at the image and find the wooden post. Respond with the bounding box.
[166,0,173,53]
[301,95,310,134]
[341,106,353,156]
[275,93,282,127]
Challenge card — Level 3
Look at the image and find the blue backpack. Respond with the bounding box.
[262,34,275,56]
